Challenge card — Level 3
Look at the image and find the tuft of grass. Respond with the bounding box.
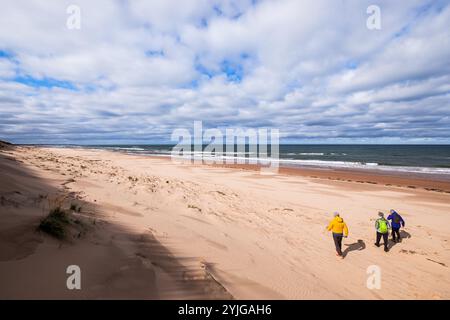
[70,203,82,212]
[38,207,70,239]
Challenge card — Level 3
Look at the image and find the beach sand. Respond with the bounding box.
[1,145,449,299]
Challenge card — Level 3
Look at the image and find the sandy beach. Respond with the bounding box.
[1,144,449,299]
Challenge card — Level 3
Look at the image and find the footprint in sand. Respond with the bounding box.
[400,249,417,255]
[268,208,294,214]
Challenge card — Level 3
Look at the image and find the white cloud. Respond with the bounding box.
[0,0,449,143]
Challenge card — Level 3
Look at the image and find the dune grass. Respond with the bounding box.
[38,207,70,239]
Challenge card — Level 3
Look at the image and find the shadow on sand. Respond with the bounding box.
[400,230,411,239]
[0,148,232,299]
[387,229,411,250]
[342,239,366,258]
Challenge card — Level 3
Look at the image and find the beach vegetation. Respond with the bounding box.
[38,207,70,239]
[70,203,82,212]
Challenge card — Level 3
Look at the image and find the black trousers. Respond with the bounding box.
[392,227,401,242]
[333,233,343,255]
[376,232,389,249]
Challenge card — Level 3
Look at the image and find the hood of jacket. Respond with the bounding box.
[334,216,344,223]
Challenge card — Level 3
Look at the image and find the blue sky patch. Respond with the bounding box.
[0,50,14,59]
[221,60,244,82]
[345,60,358,70]
[14,76,77,90]
[145,50,164,57]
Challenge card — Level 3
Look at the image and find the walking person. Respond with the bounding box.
[327,212,349,259]
[375,212,390,252]
[387,209,405,243]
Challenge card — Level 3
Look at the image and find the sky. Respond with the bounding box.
[0,0,449,144]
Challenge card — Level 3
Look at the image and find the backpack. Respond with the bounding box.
[393,214,401,224]
[378,219,388,233]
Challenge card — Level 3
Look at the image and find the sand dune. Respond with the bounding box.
[1,146,449,299]
[0,148,231,299]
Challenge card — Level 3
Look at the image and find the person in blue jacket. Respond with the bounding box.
[387,209,405,243]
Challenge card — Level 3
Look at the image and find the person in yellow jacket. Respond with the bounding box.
[327,212,349,258]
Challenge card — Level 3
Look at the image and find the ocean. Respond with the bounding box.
[43,144,450,176]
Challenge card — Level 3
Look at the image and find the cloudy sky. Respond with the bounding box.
[0,0,449,144]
